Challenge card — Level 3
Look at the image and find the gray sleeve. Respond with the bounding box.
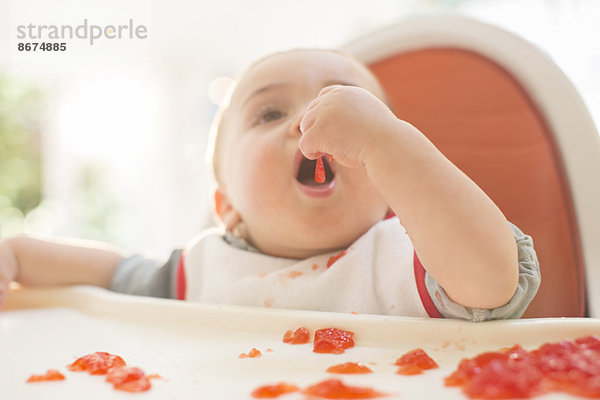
[425,222,540,322]
[109,249,182,299]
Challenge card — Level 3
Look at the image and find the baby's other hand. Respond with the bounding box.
[298,85,398,168]
[0,239,18,310]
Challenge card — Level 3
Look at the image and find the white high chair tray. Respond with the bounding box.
[2,286,599,400]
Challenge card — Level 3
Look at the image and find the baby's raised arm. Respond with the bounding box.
[299,85,519,310]
[0,236,123,308]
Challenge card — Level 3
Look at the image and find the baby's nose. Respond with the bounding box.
[288,111,303,138]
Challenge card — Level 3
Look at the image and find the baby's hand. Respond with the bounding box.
[298,85,398,168]
[0,239,18,309]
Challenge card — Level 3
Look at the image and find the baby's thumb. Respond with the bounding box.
[297,136,324,160]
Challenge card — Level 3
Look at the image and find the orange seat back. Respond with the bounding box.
[369,48,586,317]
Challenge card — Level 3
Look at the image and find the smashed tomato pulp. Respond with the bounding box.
[314,328,355,354]
[315,156,326,183]
[67,351,126,375]
[303,379,385,399]
[445,335,600,399]
[283,327,310,344]
[251,382,299,398]
[66,351,153,393]
[26,369,65,382]
[106,367,151,393]
[327,362,373,374]
[396,348,439,375]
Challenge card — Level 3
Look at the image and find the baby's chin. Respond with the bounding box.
[250,235,356,260]
[245,212,385,259]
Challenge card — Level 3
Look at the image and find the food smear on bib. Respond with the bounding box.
[326,250,347,268]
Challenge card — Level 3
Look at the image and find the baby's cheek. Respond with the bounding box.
[231,147,282,212]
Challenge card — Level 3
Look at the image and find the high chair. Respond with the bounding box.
[343,14,600,318]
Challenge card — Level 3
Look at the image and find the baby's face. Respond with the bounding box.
[219,50,389,259]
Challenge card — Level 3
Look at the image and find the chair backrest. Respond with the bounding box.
[343,14,600,318]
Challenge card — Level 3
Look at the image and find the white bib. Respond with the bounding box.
[182,218,429,317]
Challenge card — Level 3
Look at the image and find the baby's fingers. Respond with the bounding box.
[299,99,320,135]
[298,139,328,161]
[0,281,8,310]
[318,85,342,97]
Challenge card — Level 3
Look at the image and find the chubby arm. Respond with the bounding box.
[298,85,518,309]
[0,235,123,308]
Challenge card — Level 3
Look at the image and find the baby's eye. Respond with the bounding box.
[259,109,285,124]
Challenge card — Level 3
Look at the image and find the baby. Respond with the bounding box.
[0,49,540,320]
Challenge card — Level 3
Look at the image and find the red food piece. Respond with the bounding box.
[445,347,526,388]
[314,328,355,354]
[396,348,439,371]
[251,382,299,398]
[239,348,262,358]
[326,250,347,268]
[326,362,373,374]
[466,359,543,399]
[67,352,126,375]
[445,336,600,399]
[283,327,310,344]
[106,366,151,393]
[396,364,424,375]
[26,369,66,382]
[303,378,385,399]
[315,156,326,183]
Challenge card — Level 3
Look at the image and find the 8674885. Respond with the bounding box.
[18,42,66,51]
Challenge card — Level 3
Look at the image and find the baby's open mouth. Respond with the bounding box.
[296,155,335,186]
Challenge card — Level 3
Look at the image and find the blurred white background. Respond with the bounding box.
[0,0,598,258]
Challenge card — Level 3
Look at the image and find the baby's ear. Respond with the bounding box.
[214,188,242,234]
[214,188,231,222]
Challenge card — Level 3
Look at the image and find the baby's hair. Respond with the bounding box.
[206,48,391,192]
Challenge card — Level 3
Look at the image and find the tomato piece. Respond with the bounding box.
[26,369,66,382]
[283,327,310,344]
[396,364,424,375]
[251,382,299,398]
[315,156,326,183]
[395,348,439,370]
[326,362,373,374]
[313,328,355,354]
[239,348,262,358]
[67,352,126,375]
[106,366,151,393]
[303,378,385,399]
